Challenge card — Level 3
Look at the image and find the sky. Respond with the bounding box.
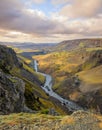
[0,0,102,43]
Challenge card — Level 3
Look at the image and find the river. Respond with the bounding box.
[34,60,83,112]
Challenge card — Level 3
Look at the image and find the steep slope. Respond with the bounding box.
[0,45,22,73]
[0,45,64,114]
[61,50,102,113]
[0,71,31,114]
[75,50,102,112]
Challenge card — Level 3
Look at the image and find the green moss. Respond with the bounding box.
[82,59,97,70]
[86,47,102,52]
[9,77,18,83]
[78,65,102,84]
[79,42,85,48]
[40,109,49,114]
[22,61,45,84]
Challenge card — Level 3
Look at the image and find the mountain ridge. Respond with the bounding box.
[52,38,102,52]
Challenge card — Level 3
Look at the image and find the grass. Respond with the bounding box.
[32,48,102,110]
[0,111,102,129]
[10,58,66,114]
[32,51,85,92]
[11,66,47,99]
[9,47,23,53]
[78,65,102,84]
[10,65,51,110]
[20,55,46,84]
[0,113,61,127]
[33,51,83,75]
[18,55,45,84]
[61,116,74,125]
[86,47,102,52]
[18,54,32,64]
[23,63,45,83]
[14,47,102,114]
[9,77,18,83]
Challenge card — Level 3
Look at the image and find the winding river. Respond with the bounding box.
[34,60,83,112]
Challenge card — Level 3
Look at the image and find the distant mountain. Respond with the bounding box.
[53,38,102,51]
[0,42,57,51]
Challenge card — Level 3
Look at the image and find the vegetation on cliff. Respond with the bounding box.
[0,45,64,114]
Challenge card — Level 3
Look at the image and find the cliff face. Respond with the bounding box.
[0,45,61,115]
[0,45,32,114]
[0,45,22,73]
[0,45,43,114]
[0,71,26,114]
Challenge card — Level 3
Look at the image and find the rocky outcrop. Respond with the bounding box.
[0,71,30,114]
[82,50,102,69]
[0,45,30,114]
[0,44,50,114]
[74,50,102,73]
[0,45,22,73]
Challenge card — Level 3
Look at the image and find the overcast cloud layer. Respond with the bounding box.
[0,0,102,43]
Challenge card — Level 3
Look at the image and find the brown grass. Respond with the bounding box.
[61,116,74,124]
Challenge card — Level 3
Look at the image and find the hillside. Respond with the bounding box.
[52,38,102,52]
[0,45,65,114]
[0,40,102,129]
[33,39,102,113]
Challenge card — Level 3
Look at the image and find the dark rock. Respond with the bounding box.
[0,45,22,73]
[48,108,59,116]
[0,71,31,114]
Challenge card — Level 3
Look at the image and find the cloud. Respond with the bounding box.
[83,17,102,36]
[52,0,71,5]
[0,0,101,43]
[0,1,50,34]
[30,0,45,4]
[0,0,23,28]
[60,0,102,18]
[0,0,71,36]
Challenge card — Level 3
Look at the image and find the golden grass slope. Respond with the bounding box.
[78,65,102,84]
[0,111,102,130]
[77,65,102,93]
[13,54,66,114]
[32,50,87,93]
